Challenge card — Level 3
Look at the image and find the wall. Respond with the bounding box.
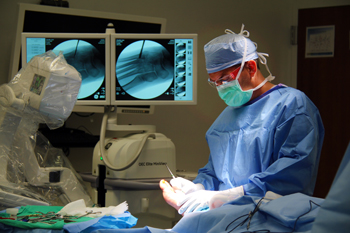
[0,0,348,176]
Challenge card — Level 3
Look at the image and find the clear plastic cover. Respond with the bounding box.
[0,51,93,210]
[7,51,82,129]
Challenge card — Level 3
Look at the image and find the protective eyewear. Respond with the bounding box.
[207,65,241,88]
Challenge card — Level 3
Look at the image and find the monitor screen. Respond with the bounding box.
[111,34,197,105]
[21,33,111,106]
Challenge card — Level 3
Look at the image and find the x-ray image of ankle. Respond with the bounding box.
[54,40,105,99]
[64,44,104,80]
[116,40,173,99]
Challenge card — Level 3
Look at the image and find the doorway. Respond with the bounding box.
[297,5,350,198]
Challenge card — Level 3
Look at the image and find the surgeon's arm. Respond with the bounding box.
[243,111,324,197]
[191,154,221,191]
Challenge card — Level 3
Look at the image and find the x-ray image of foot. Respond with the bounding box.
[116,40,173,99]
[54,40,105,99]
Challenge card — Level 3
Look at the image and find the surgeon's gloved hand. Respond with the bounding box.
[209,186,244,209]
[170,177,205,194]
[177,186,244,215]
[177,190,218,215]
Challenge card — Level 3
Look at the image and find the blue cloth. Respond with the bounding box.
[91,227,174,233]
[311,142,350,233]
[172,193,323,233]
[88,193,323,233]
[64,212,137,233]
[0,224,64,233]
[193,85,324,196]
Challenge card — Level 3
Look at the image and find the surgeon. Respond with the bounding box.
[160,25,325,215]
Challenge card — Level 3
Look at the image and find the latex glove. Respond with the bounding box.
[177,186,244,215]
[170,177,205,194]
[209,186,244,209]
[177,190,218,215]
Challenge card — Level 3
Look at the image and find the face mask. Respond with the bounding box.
[217,77,269,107]
[215,32,275,107]
[217,80,251,107]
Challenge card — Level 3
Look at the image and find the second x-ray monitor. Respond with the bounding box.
[111,33,197,106]
[21,33,111,110]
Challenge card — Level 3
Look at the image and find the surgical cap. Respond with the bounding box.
[204,26,259,74]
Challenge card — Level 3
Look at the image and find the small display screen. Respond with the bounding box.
[30,73,46,95]
[114,38,194,102]
[26,37,107,101]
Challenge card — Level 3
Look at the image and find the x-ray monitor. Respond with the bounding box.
[21,33,111,106]
[111,34,197,105]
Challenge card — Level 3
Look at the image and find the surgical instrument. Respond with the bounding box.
[165,164,176,179]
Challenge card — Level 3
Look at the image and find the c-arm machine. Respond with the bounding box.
[0,51,93,208]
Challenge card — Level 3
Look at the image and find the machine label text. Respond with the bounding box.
[139,162,167,166]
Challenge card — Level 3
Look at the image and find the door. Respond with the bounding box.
[297,5,350,198]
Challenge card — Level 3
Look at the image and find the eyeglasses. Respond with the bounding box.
[207,65,241,88]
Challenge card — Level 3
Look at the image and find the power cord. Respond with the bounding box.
[99,106,156,171]
[225,198,321,233]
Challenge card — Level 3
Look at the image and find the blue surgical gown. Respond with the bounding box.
[193,84,324,196]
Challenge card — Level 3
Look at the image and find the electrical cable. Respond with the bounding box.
[225,198,321,233]
[226,197,265,232]
[99,106,156,171]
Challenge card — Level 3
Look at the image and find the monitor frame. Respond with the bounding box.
[9,3,166,81]
[110,33,198,106]
[21,32,111,106]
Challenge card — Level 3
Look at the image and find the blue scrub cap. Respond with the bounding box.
[204,24,259,74]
